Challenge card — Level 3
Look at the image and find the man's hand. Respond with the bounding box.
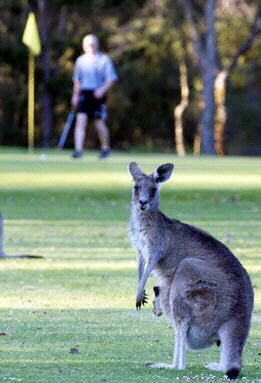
[71,93,79,109]
[94,87,105,99]
[136,289,148,310]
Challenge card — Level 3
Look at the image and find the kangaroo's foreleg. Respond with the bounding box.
[136,252,162,309]
[137,251,145,283]
[136,252,148,308]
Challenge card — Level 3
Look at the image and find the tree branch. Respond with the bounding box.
[179,0,205,63]
[226,3,261,76]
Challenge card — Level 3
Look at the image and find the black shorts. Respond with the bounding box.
[77,90,107,120]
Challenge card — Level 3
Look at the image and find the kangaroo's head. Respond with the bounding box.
[128,162,174,212]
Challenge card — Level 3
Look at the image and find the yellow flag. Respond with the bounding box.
[22,12,41,56]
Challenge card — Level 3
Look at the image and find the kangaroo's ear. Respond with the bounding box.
[153,163,174,183]
[128,162,143,181]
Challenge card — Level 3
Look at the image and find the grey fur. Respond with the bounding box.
[128,162,254,379]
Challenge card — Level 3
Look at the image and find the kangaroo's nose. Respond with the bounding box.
[139,199,148,210]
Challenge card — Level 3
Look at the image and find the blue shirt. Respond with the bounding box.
[73,52,118,90]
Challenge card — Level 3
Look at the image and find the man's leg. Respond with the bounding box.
[73,113,88,157]
[94,119,111,158]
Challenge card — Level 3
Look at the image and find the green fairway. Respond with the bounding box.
[0,148,260,383]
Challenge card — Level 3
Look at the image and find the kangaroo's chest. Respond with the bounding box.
[129,218,153,256]
[130,224,149,250]
[129,210,168,266]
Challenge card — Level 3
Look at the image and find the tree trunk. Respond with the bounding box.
[38,0,53,147]
[174,58,188,156]
[213,4,260,155]
[200,0,218,155]
[193,131,201,155]
[179,0,218,155]
[200,70,216,154]
[214,70,228,155]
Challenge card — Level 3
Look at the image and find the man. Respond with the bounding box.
[71,34,118,159]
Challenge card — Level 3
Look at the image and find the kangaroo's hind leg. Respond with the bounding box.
[146,282,188,371]
[146,322,187,370]
[173,322,187,370]
[173,258,222,369]
[218,316,250,380]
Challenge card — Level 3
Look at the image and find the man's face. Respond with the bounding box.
[85,43,97,54]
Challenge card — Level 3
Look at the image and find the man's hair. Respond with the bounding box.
[82,34,99,50]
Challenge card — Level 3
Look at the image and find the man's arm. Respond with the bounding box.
[94,55,118,99]
[94,80,114,99]
[71,80,80,109]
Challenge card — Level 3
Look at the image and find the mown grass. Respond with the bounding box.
[0,148,260,383]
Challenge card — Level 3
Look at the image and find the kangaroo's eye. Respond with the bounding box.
[150,187,157,197]
[134,185,139,193]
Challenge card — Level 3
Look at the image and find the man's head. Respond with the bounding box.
[82,34,99,54]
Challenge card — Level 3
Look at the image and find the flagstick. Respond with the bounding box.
[28,48,35,152]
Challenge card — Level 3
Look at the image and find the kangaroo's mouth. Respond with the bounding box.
[140,204,149,211]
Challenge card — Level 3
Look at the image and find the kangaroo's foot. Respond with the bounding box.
[204,362,222,371]
[225,368,240,380]
[146,362,176,369]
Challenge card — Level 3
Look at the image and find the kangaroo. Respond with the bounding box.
[128,162,254,380]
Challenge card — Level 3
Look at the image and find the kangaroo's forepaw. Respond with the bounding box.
[146,363,175,369]
[136,290,148,310]
[142,291,148,304]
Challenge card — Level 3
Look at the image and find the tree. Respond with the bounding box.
[214,2,261,154]
[174,48,189,156]
[179,0,218,154]
[38,0,53,147]
[179,0,261,155]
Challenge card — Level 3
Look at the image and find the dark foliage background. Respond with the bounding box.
[0,0,260,154]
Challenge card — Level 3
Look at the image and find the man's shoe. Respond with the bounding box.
[98,149,111,159]
[72,150,83,158]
